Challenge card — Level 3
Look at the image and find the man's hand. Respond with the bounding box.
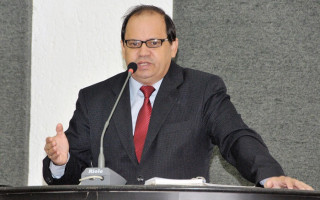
[264,176,314,190]
[44,123,69,166]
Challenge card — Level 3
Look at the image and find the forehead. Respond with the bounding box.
[125,11,167,39]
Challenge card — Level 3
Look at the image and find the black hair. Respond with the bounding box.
[121,5,176,44]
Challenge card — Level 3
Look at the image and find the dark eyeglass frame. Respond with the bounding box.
[124,38,169,48]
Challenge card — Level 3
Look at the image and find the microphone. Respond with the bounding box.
[80,62,137,185]
[127,62,138,74]
[98,62,137,168]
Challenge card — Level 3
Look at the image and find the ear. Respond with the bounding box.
[170,38,179,58]
[121,40,126,59]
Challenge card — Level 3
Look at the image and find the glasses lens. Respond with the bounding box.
[146,39,162,48]
[126,40,142,48]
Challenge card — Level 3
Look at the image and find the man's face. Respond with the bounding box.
[121,12,178,85]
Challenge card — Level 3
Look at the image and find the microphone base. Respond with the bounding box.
[80,167,127,185]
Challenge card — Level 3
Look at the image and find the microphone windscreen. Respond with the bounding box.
[127,62,138,73]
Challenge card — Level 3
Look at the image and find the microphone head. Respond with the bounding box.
[127,62,137,74]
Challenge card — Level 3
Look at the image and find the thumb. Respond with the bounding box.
[56,123,64,135]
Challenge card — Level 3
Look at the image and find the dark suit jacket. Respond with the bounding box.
[43,61,284,185]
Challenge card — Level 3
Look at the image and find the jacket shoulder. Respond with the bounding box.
[80,72,127,94]
[172,62,225,88]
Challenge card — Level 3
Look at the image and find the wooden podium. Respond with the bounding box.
[1,185,319,200]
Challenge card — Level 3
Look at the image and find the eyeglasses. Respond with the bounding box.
[124,38,169,48]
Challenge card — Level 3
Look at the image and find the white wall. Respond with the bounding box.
[29,0,172,186]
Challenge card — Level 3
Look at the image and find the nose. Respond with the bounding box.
[138,43,151,57]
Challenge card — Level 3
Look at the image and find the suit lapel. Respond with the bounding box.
[141,62,184,162]
[111,73,138,165]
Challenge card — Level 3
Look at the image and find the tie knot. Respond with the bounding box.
[140,86,155,98]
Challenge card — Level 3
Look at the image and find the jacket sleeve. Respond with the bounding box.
[203,76,285,184]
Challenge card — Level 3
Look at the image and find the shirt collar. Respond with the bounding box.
[129,77,163,100]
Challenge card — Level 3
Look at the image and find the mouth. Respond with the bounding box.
[137,61,152,69]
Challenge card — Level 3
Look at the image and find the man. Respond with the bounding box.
[43,5,313,190]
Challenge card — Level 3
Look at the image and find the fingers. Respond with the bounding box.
[45,137,56,148]
[283,177,314,190]
[292,179,314,190]
[44,137,55,152]
[45,137,63,164]
[284,177,294,189]
[44,123,64,158]
[43,123,69,165]
[48,150,60,160]
[44,137,57,157]
[304,184,314,190]
[264,176,314,190]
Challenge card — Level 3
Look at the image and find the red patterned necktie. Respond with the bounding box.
[134,86,155,163]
